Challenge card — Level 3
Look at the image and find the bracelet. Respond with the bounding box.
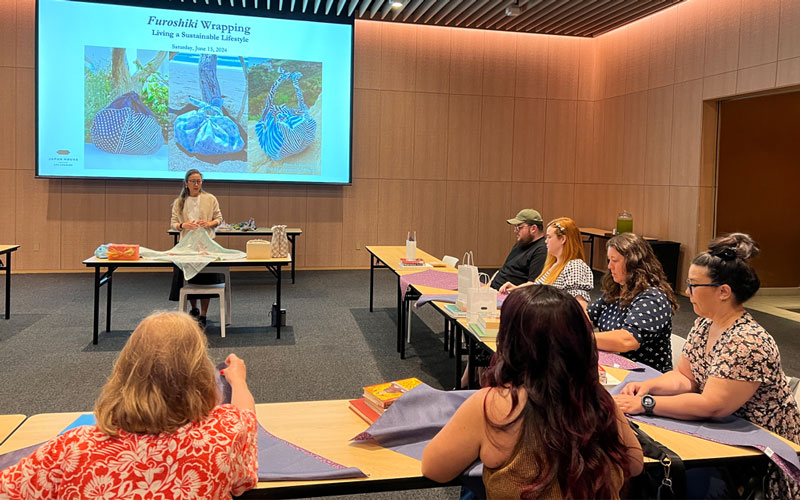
[179,223,183,229]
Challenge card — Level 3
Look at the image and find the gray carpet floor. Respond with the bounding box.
[0,269,798,498]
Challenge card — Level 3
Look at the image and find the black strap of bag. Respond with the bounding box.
[628,420,687,500]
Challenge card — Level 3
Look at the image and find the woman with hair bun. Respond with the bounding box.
[423,285,643,499]
[615,233,800,499]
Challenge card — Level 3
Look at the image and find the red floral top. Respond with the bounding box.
[0,405,258,500]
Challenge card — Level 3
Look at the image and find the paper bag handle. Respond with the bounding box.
[462,251,474,266]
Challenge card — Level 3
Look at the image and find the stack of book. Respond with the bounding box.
[469,314,500,339]
[398,258,425,268]
[348,377,423,424]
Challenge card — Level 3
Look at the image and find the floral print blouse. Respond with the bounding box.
[684,312,800,500]
[0,405,258,500]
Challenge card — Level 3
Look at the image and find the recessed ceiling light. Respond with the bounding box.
[391,1,403,7]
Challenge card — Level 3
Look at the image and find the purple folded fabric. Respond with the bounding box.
[400,270,459,299]
[0,442,41,471]
[257,424,366,481]
[631,414,800,484]
[599,351,643,370]
[352,384,482,478]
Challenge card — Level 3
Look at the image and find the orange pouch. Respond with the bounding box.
[107,244,140,260]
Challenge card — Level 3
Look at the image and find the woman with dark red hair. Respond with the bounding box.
[422,285,643,499]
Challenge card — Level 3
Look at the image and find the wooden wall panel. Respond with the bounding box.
[223,183,270,252]
[572,184,604,229]
[668,185,700,287]
[777,57,800,87]
[737,0,779,69]
[674,0,707,83]
[602,29,627,99]
[0,169,15,244]
[0,0,15,67]
[443,181,480,260]
[511,98,546,183]
[600,96,625,185]
[574,101,596,183]
[778,0,800,60]
[449,29,484,95]
[305,186,344,268]
[624,18,651,94]
[543,99,577,183]
[60,180,105,269]
[14,172,61,270]
[479,96,514,182]
[376,179,414,246]
[380,23,417,91]
[146,182,179,252]
[736,63,777,93]
[670,79,703,186]
[703,0,741,77]
[639,185,670,239]
[699,101,718,188]
[352,89,381,179]
[611,185,645,233]
[378,91,416,179]
[622,91,647,185]
[644,86,674,186]
[477,182,514,266]
[15,69,33,170]
[410,180,447,260]
[648,6,677,89]
[577,38,597,101]
[510,182,544,219]
[0,69,16,171]
[341,179,379,267]
[547,36,580,100]
[16,0,34,67]
[415,25,451,93]
[354,21,381,89]
[267,185,308,267]
[514,34,548,99]
[703,71,737,99]
[413,92,449,180]
[482,31,516,97]
[540,183,575,223]
[446,94,482,181]
[105,181,148,249]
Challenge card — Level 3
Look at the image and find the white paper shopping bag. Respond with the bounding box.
[456,251,479,311]
[465,274,497,322]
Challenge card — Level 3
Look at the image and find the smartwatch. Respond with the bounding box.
[641,395,656,416]
[179,223,184,229]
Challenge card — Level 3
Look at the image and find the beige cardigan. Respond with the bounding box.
[170,191,223,239]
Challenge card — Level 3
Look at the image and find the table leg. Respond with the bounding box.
[369,254,375,312]
[467,336,476,389]
[3,252,11,320]
[289,235,296,284]
[93,267,100,345]
[106,270,113,332]
[454,322,463,390]
[398,279,405,359]
[443,317,449,352]
[276,264,282,339]
[588,235,595,269]
[173,234,179,246]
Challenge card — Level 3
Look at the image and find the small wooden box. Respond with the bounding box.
[247,239,271,259]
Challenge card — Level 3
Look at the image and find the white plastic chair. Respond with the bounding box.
[179,267,231,337]
[670,334,686,369]
[442,255,459,268]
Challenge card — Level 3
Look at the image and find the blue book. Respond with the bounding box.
[60,414,96,434]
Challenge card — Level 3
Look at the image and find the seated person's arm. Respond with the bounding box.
[422,389,486,482]
[614,405,644,477]
[619,355,698,396]
[595,329,640,353]
[500,281,533,293]
[223,354,255,413]
[616,376,760,420]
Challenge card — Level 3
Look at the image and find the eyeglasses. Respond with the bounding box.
[513,224,529,232]
[187,179,203,185]
[686,279,720,295]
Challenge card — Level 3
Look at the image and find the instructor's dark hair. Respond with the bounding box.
[692,233,760,304]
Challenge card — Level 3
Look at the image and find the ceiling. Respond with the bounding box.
[170,0,685,37]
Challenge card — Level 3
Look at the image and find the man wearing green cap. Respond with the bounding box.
[490,209,547,290]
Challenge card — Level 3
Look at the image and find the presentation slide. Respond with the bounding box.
[37,0,353,184]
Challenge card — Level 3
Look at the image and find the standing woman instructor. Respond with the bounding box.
[169,169,224,326]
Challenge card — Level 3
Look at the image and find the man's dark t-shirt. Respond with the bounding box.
[490,237,547,289]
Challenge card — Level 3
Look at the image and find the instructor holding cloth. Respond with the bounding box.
[169,169,224,327]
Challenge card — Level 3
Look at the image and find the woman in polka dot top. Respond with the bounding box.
[587,232,678,373]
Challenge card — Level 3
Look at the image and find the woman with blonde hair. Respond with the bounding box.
[0,311,258,498]
[501,217,593,307]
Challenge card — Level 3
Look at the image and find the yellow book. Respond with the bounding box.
[363,377,423,409]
